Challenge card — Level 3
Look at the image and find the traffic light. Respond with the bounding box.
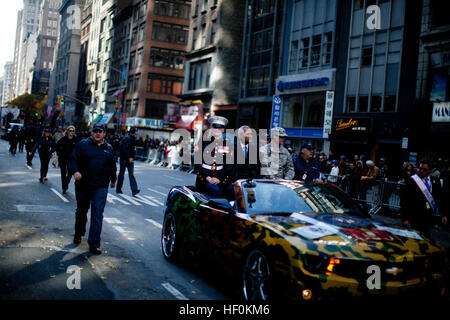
[60,96,64,106]
[35,112,39,117]
[115,100,119,109]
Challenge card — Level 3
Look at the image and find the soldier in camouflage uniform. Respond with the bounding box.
[260,127,295,179]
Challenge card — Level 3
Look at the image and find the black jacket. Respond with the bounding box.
[31,136,56,157]
[294,156,321,182]
[68,137,117,188]
[233,140,260,181]
[120,135,136,159]
[56,135,80,162]
[400,175,446,234]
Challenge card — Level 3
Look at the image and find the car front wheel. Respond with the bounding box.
[242,250,271,300]
[161,212,179,261]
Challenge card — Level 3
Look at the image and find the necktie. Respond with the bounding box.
[244,145,248,159]
[424,177,431,191]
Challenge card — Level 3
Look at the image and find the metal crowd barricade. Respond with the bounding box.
[135,146,150,161]
[378,180,405,213]
[146,148,158,163]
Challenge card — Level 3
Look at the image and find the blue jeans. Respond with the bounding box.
[116,158,138,192]
[74,184,108,249]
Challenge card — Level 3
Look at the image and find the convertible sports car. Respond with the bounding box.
[161,179,447,301]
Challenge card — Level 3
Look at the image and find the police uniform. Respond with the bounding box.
[260,127,295,179]
[194,116,234,199]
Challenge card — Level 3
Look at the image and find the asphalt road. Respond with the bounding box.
[0,139,230,300]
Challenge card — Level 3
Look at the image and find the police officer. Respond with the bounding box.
[260,127,295,179]
[293,143,321,183]
[68,124,117,255]
[56,125,79,194]
[116,127,140,196]
[194,116,234,199]
[30,127,56,183]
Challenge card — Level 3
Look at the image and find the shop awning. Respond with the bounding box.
[97,113,114,125]
[92,114,103,124]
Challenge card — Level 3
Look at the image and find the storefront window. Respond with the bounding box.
[282,93,324,129]
[303,93,324,128]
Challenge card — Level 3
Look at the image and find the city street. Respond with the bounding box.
[0,139,230,300]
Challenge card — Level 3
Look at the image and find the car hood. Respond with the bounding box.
[248,212,445,260]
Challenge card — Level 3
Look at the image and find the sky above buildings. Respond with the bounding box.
[0,0,23,77]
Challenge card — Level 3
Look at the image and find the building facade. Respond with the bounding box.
[50,0,84,124]
[32,0,62,96]
[410,0,450,161]
[238,0,284,130]
[2,62,15,105]
[13,0,43,97]
[119,0,190,138]
[330,0,422,167]
[275,0,339,153]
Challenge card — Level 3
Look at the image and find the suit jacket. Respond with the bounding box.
[400,175,445,233]
[232,140,260,181]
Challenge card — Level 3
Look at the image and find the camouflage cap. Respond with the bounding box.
[270,127,288,137]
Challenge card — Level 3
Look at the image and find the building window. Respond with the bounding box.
[188,59,211,90]
[289,40,298,72]
[150,47,185,70]
[129,51,136,69]
[361,47,372,66]
[154,0,190,19]
[281,93,324,129]
[322,32,332,65]
[254,0,275,18]
[384,95,396,112]
[299,38,309,68]
[147,73,184,95]
[346,96,356,112]
[152,22,188,44]
[201,24,207,48]
[358,95,369,112]
[137,48,144,67]
[139,24,146,42]
[145,99,166,119]
[210,20,217,44]
[310,35,321,67]
[134,74,141,93]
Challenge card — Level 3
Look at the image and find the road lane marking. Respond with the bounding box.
[51,188,69,203]
[145,219,162,229]
[142,195,164,206]
[163,175,183,182]
[147,187,167,197]
[112,226,136,240]
[161,282,189,300]
[107,193,131,205]
[133,194,158,206]
[15,205,61,212]
[117,194,142,206]
[104,218,124,224]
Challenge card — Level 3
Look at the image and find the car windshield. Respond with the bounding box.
[242,181,367,217]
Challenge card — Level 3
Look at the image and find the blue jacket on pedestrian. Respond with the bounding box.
[120,135,136,160]
[68,137,117,188]
[31,136,56,157]
[294,156,321,183]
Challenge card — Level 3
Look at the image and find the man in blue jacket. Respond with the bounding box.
[116,127,140,196]
[68,124,117,255]
[294,143,322,183]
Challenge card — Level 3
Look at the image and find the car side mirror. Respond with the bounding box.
[208,198,235,214]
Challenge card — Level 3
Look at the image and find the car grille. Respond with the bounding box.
[333,253,447,282]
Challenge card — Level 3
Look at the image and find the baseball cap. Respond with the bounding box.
[301,142,313,150]
[92,124,106,131]
[331,160,338,164]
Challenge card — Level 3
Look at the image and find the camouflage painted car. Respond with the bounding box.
[161,179,447,301]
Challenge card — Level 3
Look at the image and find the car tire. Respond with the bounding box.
[242,249,272,301]
[161,212,179,262]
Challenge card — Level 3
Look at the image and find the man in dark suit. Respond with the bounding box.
[401,159,447,237]
[233,125,260,181]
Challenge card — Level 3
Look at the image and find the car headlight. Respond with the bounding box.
[302,254,329,274]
